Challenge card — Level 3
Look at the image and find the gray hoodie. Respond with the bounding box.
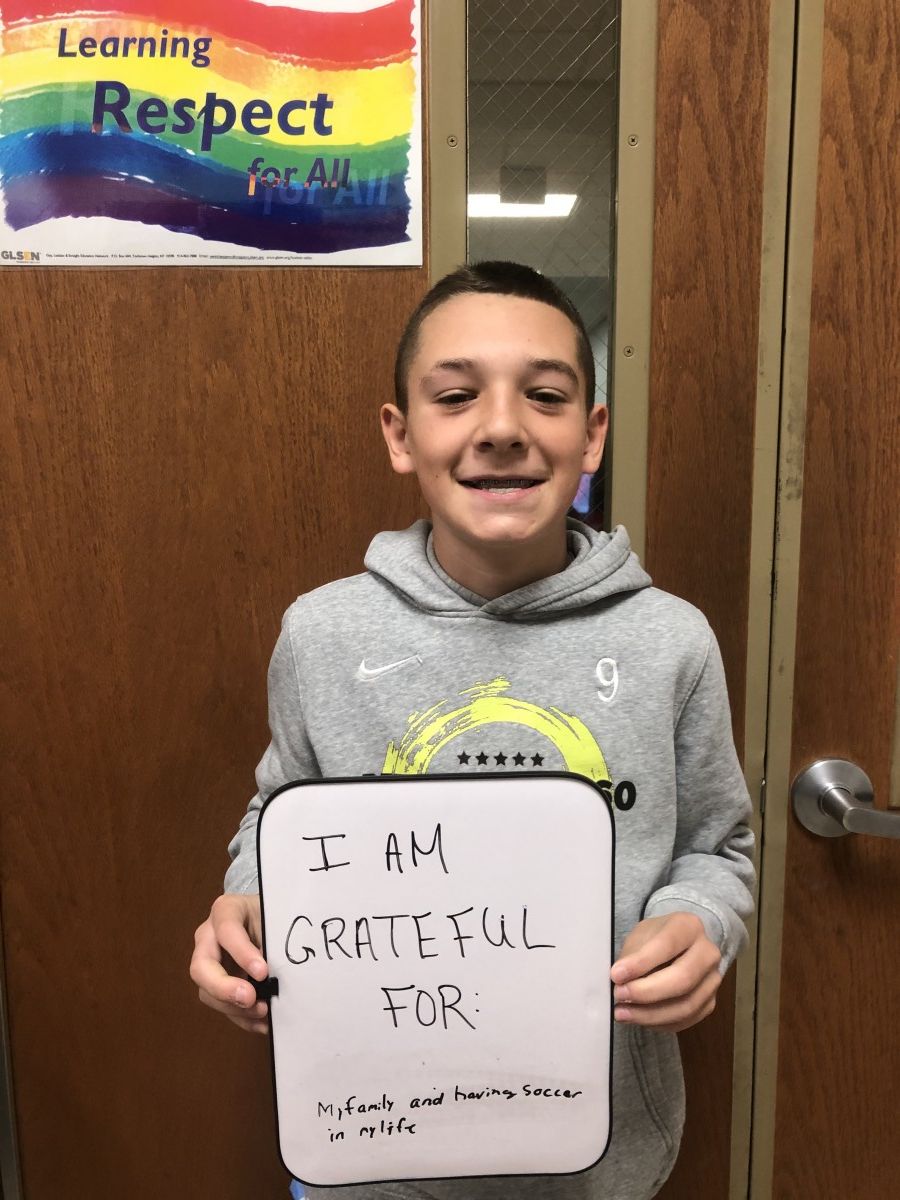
[225,519,756,1200]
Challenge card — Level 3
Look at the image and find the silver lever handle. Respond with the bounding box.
[792,758,900,839]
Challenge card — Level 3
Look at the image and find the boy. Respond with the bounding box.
[191,262,756,1199]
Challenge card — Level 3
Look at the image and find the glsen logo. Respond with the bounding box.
[1,249,41,262]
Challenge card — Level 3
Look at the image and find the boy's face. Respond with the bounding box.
[381,293,607,563]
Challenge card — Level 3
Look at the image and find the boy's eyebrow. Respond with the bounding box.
[421,357,579,385]
[526,357,580,387]
[422,358,477,379]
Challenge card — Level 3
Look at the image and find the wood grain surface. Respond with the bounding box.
[772,1,900,1194]
[0,265,427,1197]
[646,2,770,1196]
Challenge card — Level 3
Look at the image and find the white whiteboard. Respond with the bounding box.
[257,773,614,1186]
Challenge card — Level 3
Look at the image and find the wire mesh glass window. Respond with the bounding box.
[467,0,619,529]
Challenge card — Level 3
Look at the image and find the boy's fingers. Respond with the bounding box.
[189,918,232,998]
[614,937,720,1005]
[214,918,268,981]
[613,916,701,983]
[615,970,720,1029]
[209,894,268,980]
[190,948,252,1009]
[198,986,268,1023]
[192,950,267,1011]
[190,894,273,1036]
[189,897,268,1009]
[238,1017,270,1035]
[204,993,269,1034]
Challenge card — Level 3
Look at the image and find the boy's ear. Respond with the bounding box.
[582,403,609,474]
[380,403,417,476]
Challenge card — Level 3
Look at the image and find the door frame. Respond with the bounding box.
[726,0,800,1193]
[750,1,833,1195]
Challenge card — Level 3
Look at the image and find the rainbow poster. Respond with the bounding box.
[0,0,422,265]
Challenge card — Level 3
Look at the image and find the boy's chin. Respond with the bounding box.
[437,514,569,550]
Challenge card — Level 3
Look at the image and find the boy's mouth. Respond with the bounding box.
[460,477,543,493]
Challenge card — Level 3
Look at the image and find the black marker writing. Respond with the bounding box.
[384,823,448,874]
[411,823,448,873]
[411,912,438,959]
[446,906,475,957]
[303,833,350,872]
[354,917,378,962]
[481,907,515,949]
[381,983,477,1030]
[285,914,314,965]
[521,905,555,950]
[370,913,410,958]
[322,916,352,960]
[284,906,555,964]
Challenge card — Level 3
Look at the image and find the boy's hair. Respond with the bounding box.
[394,261,596,414]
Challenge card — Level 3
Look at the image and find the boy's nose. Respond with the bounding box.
[473,392,529,450]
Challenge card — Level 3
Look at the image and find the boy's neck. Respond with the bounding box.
[431,524,571,600]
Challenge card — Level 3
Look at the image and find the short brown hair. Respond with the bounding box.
[394,261,596,414]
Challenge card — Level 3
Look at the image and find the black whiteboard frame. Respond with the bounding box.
[256,770,616,1189]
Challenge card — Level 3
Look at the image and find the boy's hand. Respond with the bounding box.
[610,913,722,1033]
[190,893,270,1035]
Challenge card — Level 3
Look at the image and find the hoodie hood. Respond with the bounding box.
[364,518,652,619]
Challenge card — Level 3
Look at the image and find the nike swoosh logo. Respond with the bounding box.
[356,655,422,681]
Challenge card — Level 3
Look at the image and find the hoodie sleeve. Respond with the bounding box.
[223,605,321,894]
[642,626,756,975]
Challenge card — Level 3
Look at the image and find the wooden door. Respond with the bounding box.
[759,0,900,1195]
[1,268,427,1197]
[638,1,898,1194]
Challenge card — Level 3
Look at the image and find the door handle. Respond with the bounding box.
[792,758,900,839]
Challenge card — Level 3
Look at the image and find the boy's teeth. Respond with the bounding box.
[471,479,537,490]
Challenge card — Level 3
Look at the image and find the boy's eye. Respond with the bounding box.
[530,390,566,405]
[436,391,474,405]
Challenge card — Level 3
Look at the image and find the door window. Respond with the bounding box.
[467,0,620,528]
